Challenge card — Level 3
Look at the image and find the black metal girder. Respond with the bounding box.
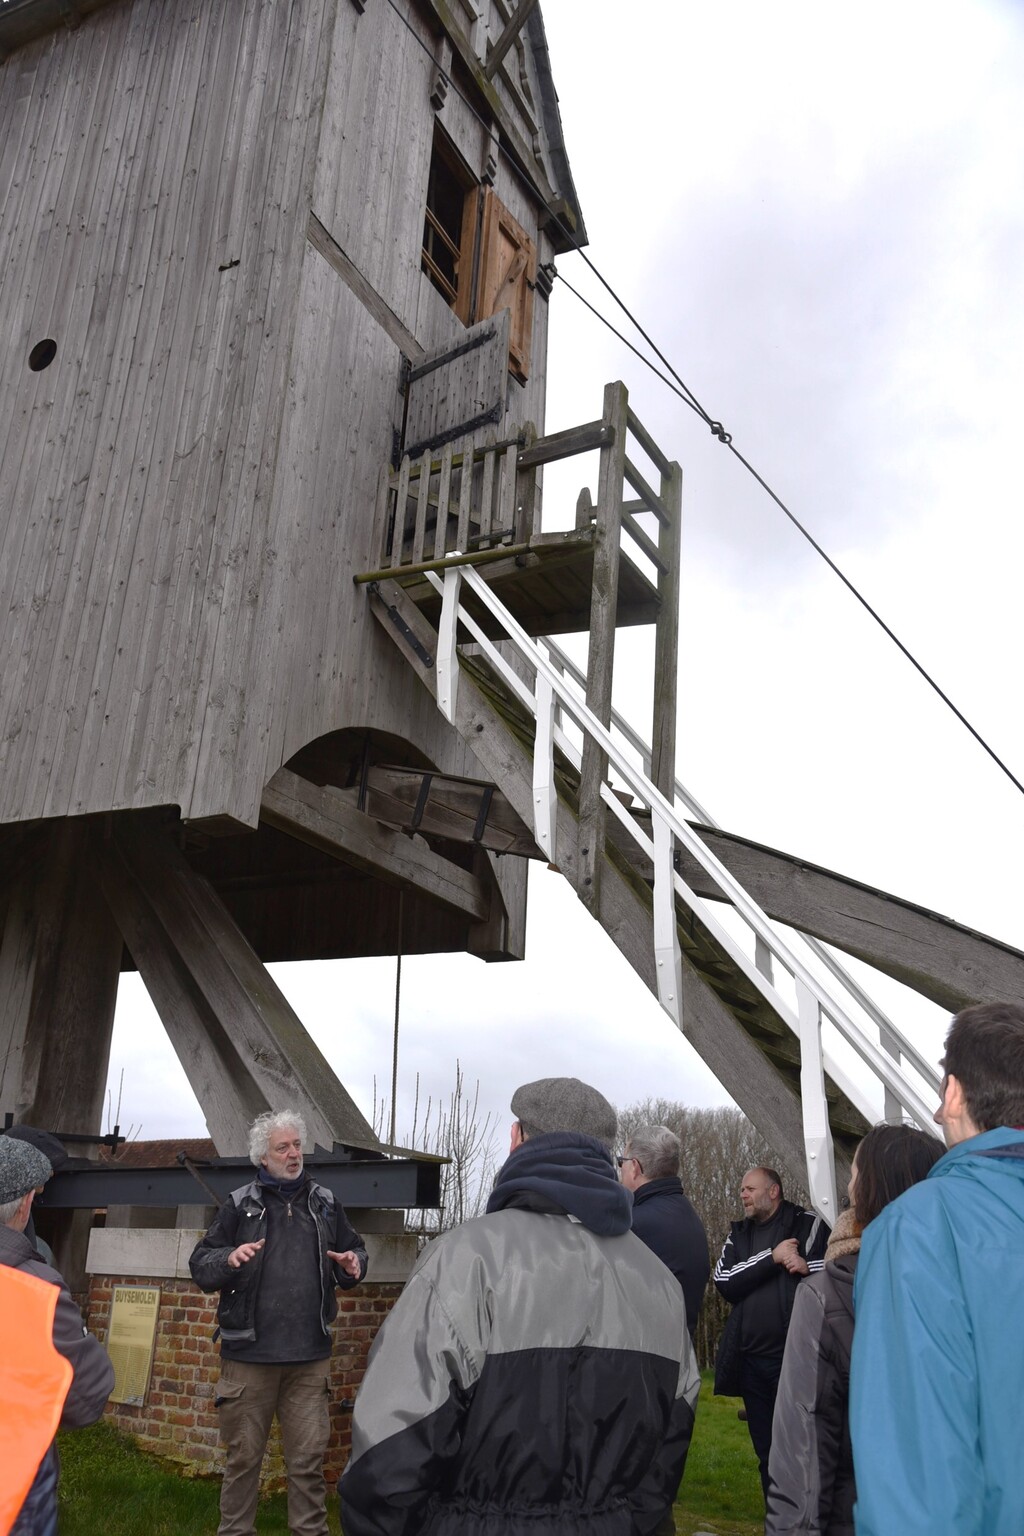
[41,1155,441,1211]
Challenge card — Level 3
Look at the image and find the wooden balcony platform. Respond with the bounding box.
[378,526,661,638]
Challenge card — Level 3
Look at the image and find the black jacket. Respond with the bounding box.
[630,1177,709,1339]
[189,1177,367,1353]
[713,1200,829,1395]
[0,1224,115,1536]
[765,1254,857,1536]
[339,1132,700,1536]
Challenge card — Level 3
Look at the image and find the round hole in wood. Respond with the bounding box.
[29,338,57,371]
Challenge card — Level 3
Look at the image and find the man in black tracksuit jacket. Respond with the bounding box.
[339,1076,699,1536]
[190,1111,367,1536]
[712,1166,829,1504]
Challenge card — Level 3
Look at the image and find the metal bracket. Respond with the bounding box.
[368,583,434,668]
[403,401,504,463]
[177,1150,224,1207]
[406,326,497,386]
[472,785,495,842]
[410,773,433,832]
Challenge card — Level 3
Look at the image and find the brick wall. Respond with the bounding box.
[86,1276,403,1484]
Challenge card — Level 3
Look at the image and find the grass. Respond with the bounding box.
[674,1372,765,1535]
[57,1373,760,1536]
[57,1424,341,1536]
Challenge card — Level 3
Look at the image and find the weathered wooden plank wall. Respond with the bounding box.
[0,0,557,830]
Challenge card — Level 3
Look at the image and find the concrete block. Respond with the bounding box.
[87,1227,205,1279]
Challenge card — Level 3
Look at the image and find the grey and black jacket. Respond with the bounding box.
[765,1254,857,1536]
[0,1224,115,1536]
[188,1176,366,1349]
[339,1132,700,1536]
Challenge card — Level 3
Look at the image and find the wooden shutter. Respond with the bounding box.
[403,310,510,459]
[477,188,537,384]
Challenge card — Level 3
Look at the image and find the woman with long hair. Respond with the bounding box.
[764,1124,943,1535]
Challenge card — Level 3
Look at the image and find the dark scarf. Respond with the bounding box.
[258,1166,307,1197]
[486,1131,632,1236]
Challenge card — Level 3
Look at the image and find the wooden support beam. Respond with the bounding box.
[0,819,121,1133]
[516,419,612,469]
[623,455,671,525]
[483,0,540,79]
[578,382,628,910]
[467,847,528,962]
[261,769,490,921]
[97,818,379,1155]
[626,406,674,479]
[621,510,670,575]
[356,765,543,859]
[678,826,1024,1014]
[650,460,682,800]
[0,819,123,1292]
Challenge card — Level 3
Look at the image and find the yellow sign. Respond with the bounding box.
[107,1286,161,1406]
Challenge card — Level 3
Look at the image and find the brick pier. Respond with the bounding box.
[86,1265,405,1484]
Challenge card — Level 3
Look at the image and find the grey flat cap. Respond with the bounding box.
[511,1077,617,1149]
[0,1136,53,1205]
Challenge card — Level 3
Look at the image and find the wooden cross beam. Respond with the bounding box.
[355,764,542,860]
[483,0,540,80]
[260,769,492,921]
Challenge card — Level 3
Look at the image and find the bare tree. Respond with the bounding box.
[618,1100,811,1370]
[374,1063,500,1237]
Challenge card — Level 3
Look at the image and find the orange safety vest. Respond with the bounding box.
[0,1264,73,1536]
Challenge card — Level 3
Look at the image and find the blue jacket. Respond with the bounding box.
[850,1127,1024,1536]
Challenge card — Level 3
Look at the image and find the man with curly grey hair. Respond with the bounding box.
[190,1110,367,1536]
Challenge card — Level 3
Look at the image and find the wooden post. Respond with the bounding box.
[651,459,682,800]
[467,848,528,962]
[0,818,123,1288]
[577,381,627,911]
[0,819,122,1130]
[514,422,538,543]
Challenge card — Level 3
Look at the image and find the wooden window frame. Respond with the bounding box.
[421,135,538,384]
[421,132,477,317]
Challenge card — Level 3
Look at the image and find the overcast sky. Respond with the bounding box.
[105,1,1024,1157]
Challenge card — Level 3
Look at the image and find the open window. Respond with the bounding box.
[421,131,477,320]
[421,131,537,384]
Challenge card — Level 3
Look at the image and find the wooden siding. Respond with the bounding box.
[0,0,556,830]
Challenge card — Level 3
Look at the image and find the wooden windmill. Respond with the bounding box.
[2,0,1021,1264]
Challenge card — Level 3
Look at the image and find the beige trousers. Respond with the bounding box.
[216,1357,332,1536]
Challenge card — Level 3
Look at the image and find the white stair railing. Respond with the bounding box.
[542,638,941,1103]
[423,562,941,1220]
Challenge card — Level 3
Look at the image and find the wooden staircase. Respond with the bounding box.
[356,381,993,1217]
[364,561,950,1221]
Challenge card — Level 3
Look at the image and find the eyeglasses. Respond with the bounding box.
[616,1155,642,1171]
